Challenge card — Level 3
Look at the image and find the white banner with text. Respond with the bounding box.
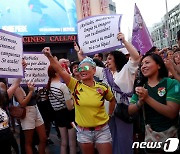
[8,53,50,86]
[0,29,23,78]
[77,14,122,55]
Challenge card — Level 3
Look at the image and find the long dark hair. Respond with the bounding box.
[106,51,128,72]
[46,65,56,90]
[134,53,168,92]
[141,53,168,78]
[133,66,147,93]
[137,53,168,86]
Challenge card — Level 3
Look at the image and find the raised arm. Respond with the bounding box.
[7,58,28,99]
[117,32,140,61]
[42,47,71,85]
[74,42,86,62]
[173,63,180,74]
[165,59,180,81]
[7,78,22,99]
[14,83,34,107]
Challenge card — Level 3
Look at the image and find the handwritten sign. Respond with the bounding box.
[0,29,23,78]
[78,14,123,55]
[8,53,50,86]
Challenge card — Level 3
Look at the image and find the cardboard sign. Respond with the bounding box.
[0,29,23,78]
[78,14,123,55]
[8,53,50,86]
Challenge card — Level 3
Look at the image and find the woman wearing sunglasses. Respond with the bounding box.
[42,47,116,154]
[75,32,140,154]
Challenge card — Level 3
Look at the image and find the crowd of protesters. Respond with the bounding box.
[0,30,179,154]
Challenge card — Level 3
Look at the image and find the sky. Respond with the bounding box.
[112,0,180,38]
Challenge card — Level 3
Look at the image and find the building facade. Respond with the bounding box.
[76,0,116,20]
[109,0,116,14]
[151,3,180,48]
[151,22,168,49]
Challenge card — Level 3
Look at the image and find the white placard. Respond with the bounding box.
[8,53,50,86]
[0,29,23,77]
[77,14,123,55]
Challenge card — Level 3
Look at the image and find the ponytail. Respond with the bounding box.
[47,65,56,90]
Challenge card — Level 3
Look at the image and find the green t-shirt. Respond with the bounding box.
[130,77,180,132]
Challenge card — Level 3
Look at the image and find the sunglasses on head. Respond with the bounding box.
[78,65,90,72]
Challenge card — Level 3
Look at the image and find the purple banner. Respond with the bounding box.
[132,4,153,55]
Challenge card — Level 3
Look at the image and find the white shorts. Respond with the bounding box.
[77,124,112,144]
[20,105,44,130]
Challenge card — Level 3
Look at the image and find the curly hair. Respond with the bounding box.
[106,51,128,72]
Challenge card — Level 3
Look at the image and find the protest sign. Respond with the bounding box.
[0,29,23,78]
[77,14,123,55]
[8,52,50,86]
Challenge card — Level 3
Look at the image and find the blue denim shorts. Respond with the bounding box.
[77,124,112,143]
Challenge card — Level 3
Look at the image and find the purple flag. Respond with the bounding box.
[132,4,153,55]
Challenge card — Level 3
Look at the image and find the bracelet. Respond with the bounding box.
[136,102,141,109]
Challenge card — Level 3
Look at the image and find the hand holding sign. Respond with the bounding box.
[117,32,124,42]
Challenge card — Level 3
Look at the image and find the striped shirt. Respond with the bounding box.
[49,81,71,111]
